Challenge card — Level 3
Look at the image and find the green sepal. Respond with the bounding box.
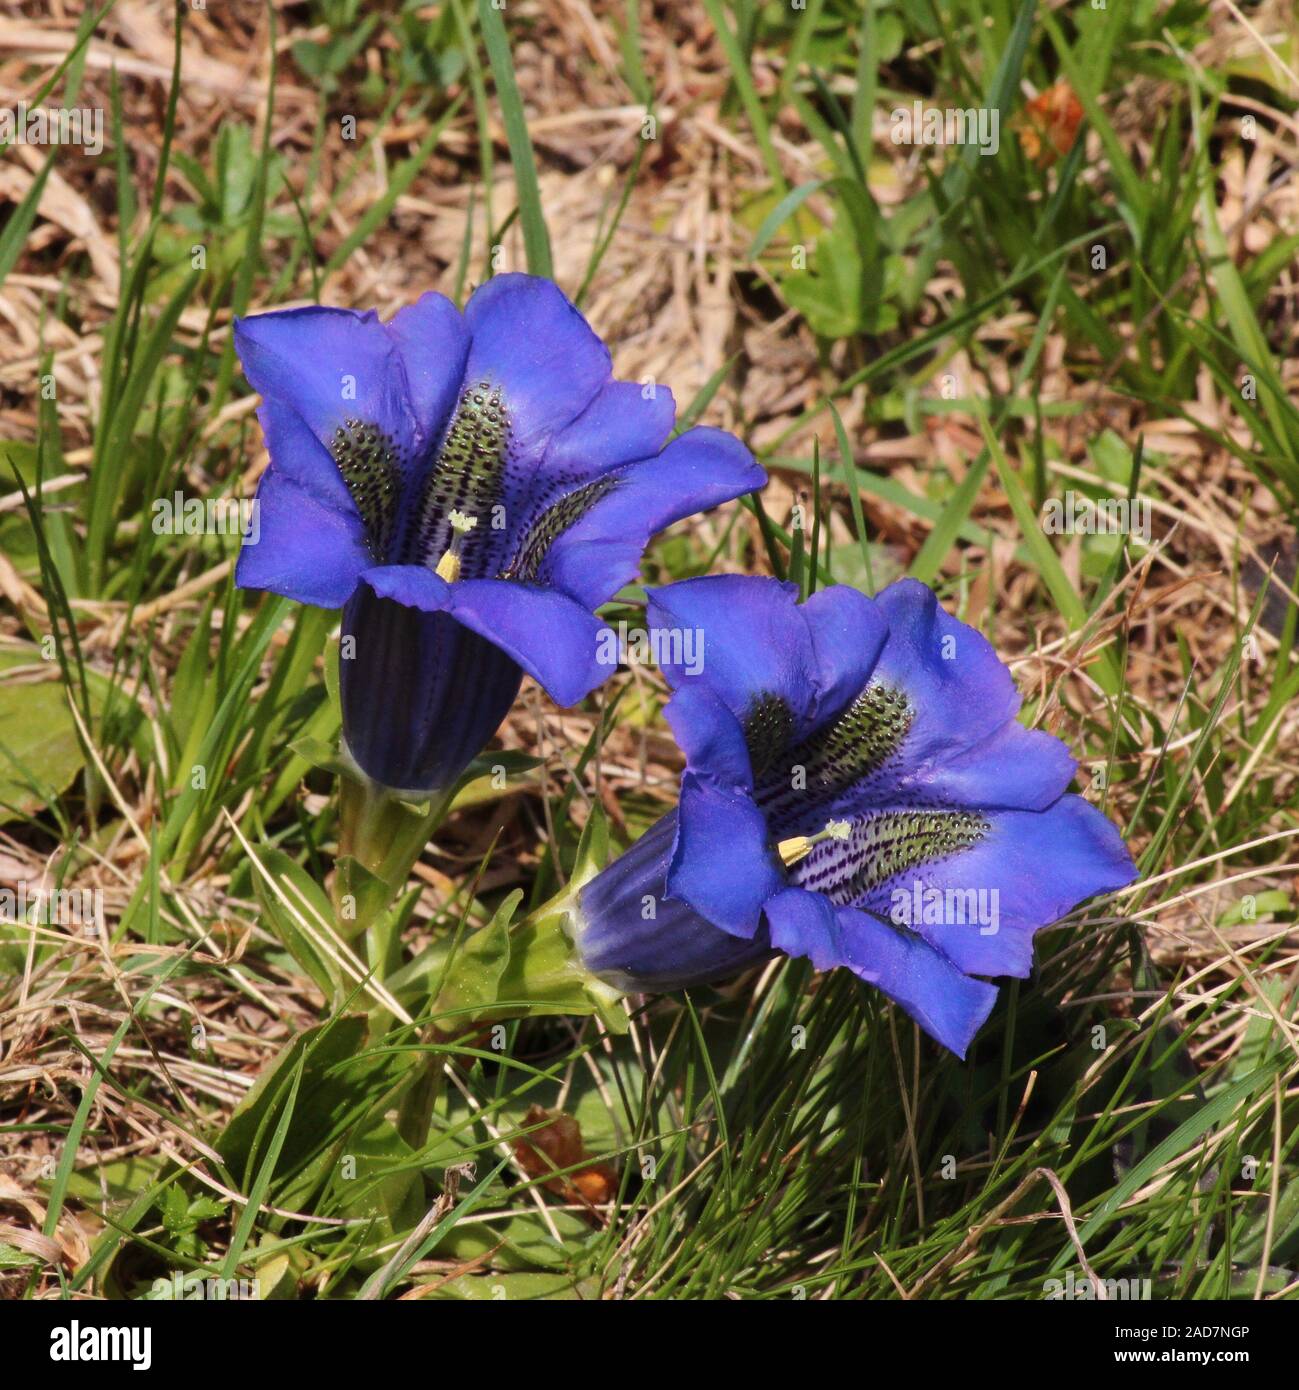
[288,734,357,781]
[429,889,521,1026]
[569,799,611,892]
[494,899,628,1034]
[399,877,627,1036]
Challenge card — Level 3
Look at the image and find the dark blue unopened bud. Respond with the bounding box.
[573,812,774,991]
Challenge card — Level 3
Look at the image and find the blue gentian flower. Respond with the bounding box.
[233,274,764,791]
[573,575,1138,1056]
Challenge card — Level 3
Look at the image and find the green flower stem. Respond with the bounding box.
[332,772,460,1145]
[396,901,613,1149]
[333,773,459,1073]
[334,774,455,947]
[331,765,614,1145]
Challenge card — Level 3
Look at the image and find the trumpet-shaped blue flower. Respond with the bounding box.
[233,274,764,791]
[573,575,1138,1056]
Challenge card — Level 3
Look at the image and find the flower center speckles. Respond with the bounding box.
[403,381,512,571]
[802,683,914,793]
[744,680,990,908]
[743,693,795,776]
[755,681,914,826]
[331,418,405,561]
[789,809,991,906]
[500,474,619,583]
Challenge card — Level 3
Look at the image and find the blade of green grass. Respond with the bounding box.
[479,0,553,277]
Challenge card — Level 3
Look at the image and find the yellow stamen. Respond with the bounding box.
[777,819,851,867]
[434,510,478,583]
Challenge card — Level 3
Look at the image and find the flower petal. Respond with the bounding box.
[872,577,1019,739]
[761,885,843,970]
[834,906,999,1058]
[920,720,1078,812]
[358,562,454,610]
[763,888,997,1056]
[843,794,1138,979]
[575,812,775,992]
[449,580,607,706]
[236,448,372,608]
[662,683,755,791]
[544,379,676,479]
[462,274,612,459]
[359,565,607,708]
[645,574,885,771]
[645,575,809,737]
[800,582,890,722]
[535,427,765,609]
[234,306,419,457]
[857,578,1079,812]
[341,579,523,791]
[666,773,784,938]
[234,304,439,571]
[385,291,471,442]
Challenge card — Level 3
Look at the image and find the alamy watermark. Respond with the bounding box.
[152,492,260,543]
[596,621,704,675]
[1041,490,1150,544]
[50,1322,150,1370]
[148,1270,261,1300]
[1043,1269,1152,1301]
[891,102,999,157]
[0,102,104,157]
[889,880,1000,936]
[0,882,102,930]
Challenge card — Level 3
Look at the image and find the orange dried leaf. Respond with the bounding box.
[513,1105,617,1205]
[1011,80,1084,168]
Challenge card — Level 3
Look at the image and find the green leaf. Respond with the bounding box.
[495,905,628,1035]
[217,1013,414,1216]
[1218,890,1289,927]
[570,800,610,891]
[357,1156,511,1299]
[908,455,990,586]
[779,213,865,339]
[747,179,826,258]
[450,750,543,810]
[61,1154,170,1207]
[0,650,88,821]
[433,889,521,1021]
[248,846,342,999]
[220,1048,305,1279]
[699,0,785,192]
[423,1270,600,1300]
[0,1242,44,1271]
[433,1208,593,1271]
[325,1114,423,1248]
[287,735,355,781]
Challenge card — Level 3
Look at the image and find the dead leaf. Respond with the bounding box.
[512,1105,617,1208]
[1012,80,1085,168]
